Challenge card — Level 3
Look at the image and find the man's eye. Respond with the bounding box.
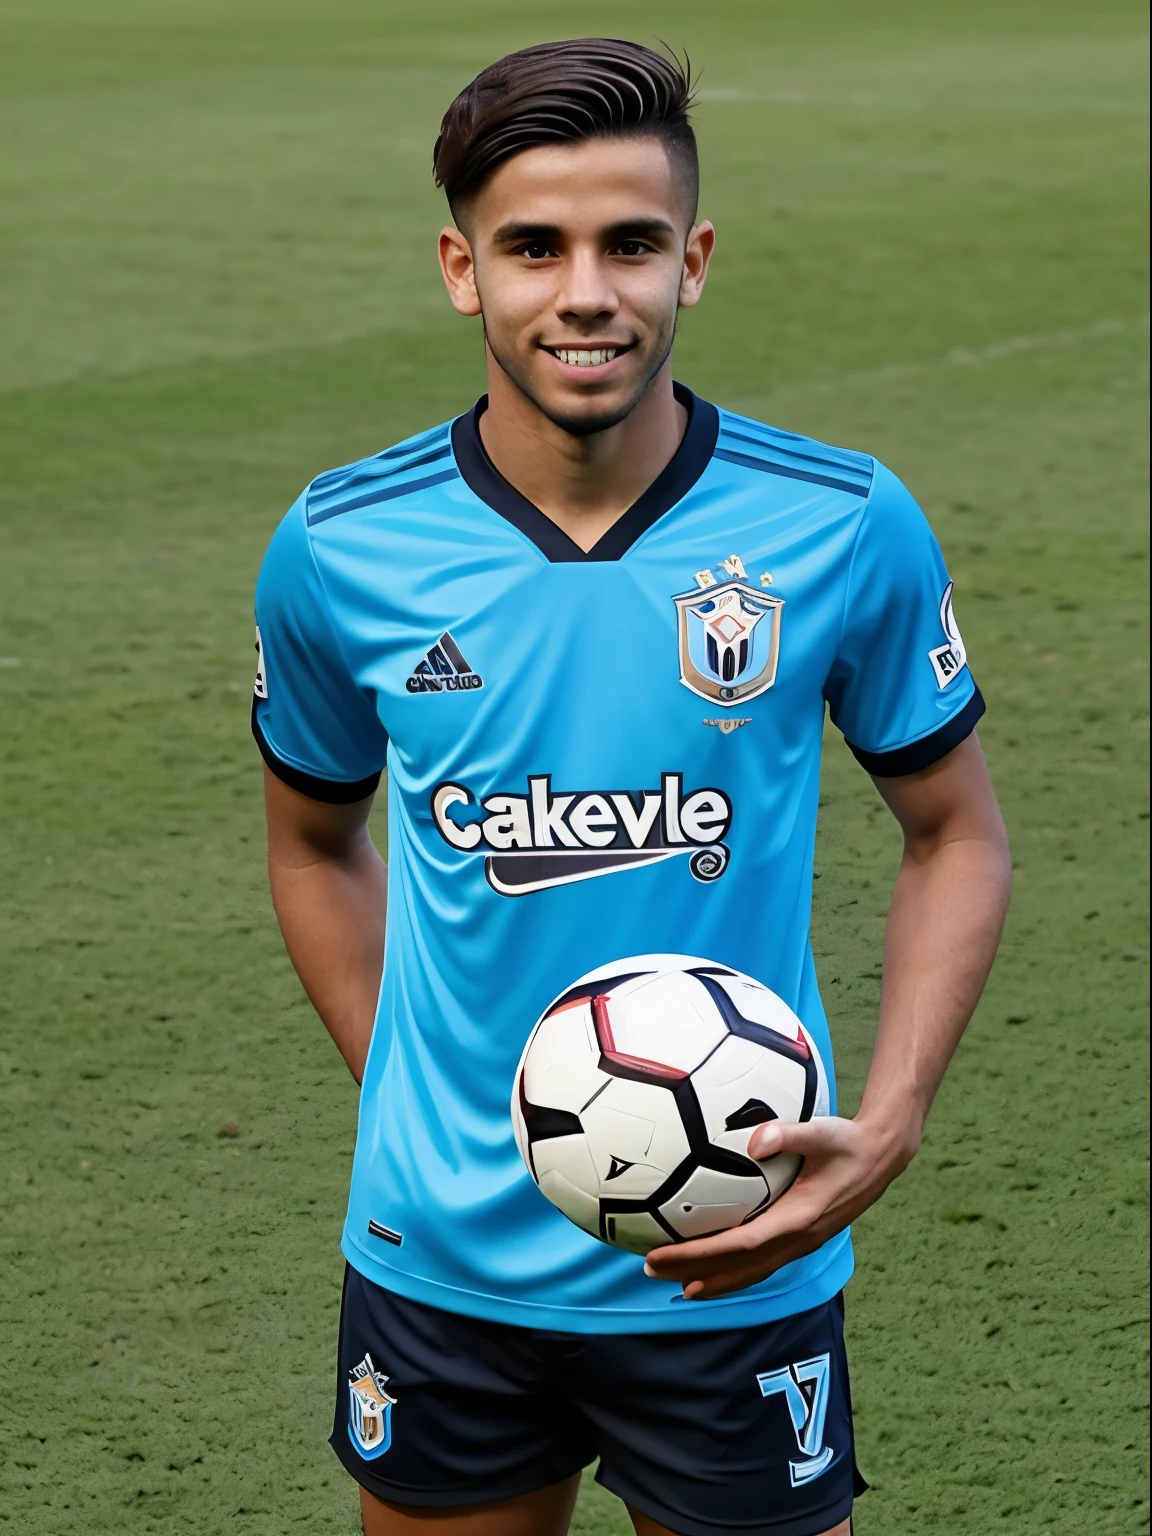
[614,240,651,257]
[521,242,554,260]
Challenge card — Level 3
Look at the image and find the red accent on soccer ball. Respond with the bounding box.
[591,993,689,1082]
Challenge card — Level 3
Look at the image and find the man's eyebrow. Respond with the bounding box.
[489,217,679,245]
[490,221,562,245]
[603,218,678,241]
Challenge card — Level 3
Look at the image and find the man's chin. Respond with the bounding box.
[535,392,641,437]
[518,365,664,437]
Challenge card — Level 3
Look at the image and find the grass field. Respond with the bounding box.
[0,1,1147,1532]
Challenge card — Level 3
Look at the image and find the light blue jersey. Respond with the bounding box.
[253,385,982,1333]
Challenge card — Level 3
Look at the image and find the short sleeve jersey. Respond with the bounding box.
[253,385,983,1334]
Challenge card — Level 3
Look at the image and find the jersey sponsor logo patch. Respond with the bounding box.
[431,773,732,896]
[674,575,784,706]
[347,1353,396,1460]
[253,627,268,699]
[927,581,967,689]
[405,631,483,694]
[757,1352,837,1487]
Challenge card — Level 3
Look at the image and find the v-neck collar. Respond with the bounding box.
[450,381,720,563]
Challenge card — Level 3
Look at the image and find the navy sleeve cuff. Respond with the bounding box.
[847,685,986,778]
[252,701,382,804]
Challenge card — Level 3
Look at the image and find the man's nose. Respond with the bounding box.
[554,247,619,322]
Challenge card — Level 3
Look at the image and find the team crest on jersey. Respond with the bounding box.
[674,561,784,706]
[347,1353,396,1460]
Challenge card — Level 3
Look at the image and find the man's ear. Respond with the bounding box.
[439,227,481,317]
[679,220,716,309]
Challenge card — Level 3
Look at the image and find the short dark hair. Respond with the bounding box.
[433,39,698,219]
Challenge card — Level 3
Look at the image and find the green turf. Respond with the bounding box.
[0,1,1147,1532]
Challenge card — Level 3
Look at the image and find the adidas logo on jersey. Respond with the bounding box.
[406,633,484,694]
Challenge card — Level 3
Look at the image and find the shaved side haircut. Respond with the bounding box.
[432,39,699,222]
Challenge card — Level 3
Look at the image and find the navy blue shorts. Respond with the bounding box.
[330,1266,865,1536]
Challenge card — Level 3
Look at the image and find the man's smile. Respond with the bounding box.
[539,341,637,370]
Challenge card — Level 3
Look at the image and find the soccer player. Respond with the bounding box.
[253,39,1011,1536]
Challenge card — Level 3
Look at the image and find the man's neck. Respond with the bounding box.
[478,360,687,554]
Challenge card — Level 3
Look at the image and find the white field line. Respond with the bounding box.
[742,314,1149,402]
[696,87,1149,115]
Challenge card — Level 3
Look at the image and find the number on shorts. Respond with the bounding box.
[757,1352,835,1487]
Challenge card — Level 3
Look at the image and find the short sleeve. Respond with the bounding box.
[252,495,389,802]
[824,462,985,777]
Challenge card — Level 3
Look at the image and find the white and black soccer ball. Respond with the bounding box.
[511,955,830,1255]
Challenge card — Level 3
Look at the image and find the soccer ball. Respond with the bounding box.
[511,954,830,1255]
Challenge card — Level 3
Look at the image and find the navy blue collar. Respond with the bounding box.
[451,381,720,563]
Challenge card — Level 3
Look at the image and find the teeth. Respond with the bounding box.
[554,347,618,366]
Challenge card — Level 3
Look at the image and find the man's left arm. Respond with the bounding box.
[644,731,1011,1300]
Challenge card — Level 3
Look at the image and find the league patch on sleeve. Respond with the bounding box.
[928,582,967,689]
[253,626,268,699]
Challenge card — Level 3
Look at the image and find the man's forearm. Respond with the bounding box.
[267,825,387,1084]
[859,817,1012,1157]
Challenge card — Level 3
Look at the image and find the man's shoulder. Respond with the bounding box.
[712,405,875,501]
[301,418,460,532]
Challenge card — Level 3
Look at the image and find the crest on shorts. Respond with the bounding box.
[347,1353,396,1459]
[674,577,784,706]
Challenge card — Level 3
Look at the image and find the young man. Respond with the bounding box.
[253,39,1011,1536]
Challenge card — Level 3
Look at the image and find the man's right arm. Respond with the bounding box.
[263,765,387,1085]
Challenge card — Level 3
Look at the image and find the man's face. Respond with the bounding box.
[439,136,714,436]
